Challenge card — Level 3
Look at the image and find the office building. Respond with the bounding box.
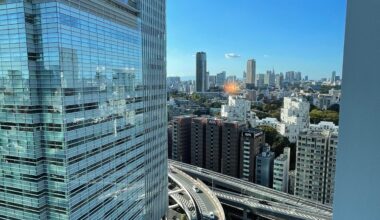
[295,129,338,205]
[0,0,167,219]
[196,52,207,92]
[221,121,245,178]
[285,71,295,82]
[172,116,194,163]
[246,59,256,87]
[216,71,226,87]
[205,118,223,172]
[239,128,265,182]
[278,96,310,143]
[255,144,275,187]
[273,147,291,192]
[191,117,207,167]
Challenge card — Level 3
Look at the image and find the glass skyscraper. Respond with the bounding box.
[0,0,167,219]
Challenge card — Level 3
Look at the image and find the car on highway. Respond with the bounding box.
[209,211,215,219]
[259,200,271,206]
[192,185,200,193]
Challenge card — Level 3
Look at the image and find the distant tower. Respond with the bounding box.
[196,52,207,92]
[331,71,337,83]
[246,59,256,87]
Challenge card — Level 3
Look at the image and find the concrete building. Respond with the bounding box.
[196,52,207,92]
[246,59,256,87]
[278,96,310,143]
[221,95,257,126]
[205,118,224,172]
[295,129,338,205]
[172,116,194,163]
[0,0,168,219]
[191,117,207,167]
[255,144,275,187]
[239,128,266,182]
[221,121,245,178]
[264,70,276,87]
[288,170,296,195]
[256,117,280,129]
[273,147,291,192]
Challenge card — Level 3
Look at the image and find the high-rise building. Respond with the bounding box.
[0,0,167,219]
[140,0,168,217]
[246,59,256,86]
[191,117,207,167]
[295,129,338,205]
[273,147,291,192]
[331,71,337,84]
[255,144,275,187]
[216,71,226,87]
[221,121,245,178]
[295,71,302,82]
[278,96,310,143]
[172,116,194,163]
[196,52,207,92]
[239,128,265,182]
[205,118,224,172]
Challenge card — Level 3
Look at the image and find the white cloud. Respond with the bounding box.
[263,54,270,58]
[225,53,241,59]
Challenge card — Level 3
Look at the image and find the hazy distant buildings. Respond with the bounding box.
[246,59,256,87]
[264,70,276,86]
[240,128,265,182]
[221,121,245,178]
[255,144,275,187]
[275,73,284,88]
[172,116,194,163]
[256,74,265,87]
[196,52,207,92]
[273,147,291,192]
[209,75,217,87]
[295,128,338,205]
[216,71,226,87]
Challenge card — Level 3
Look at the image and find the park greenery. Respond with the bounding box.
[257,125,297,170]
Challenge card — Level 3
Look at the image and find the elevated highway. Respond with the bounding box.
[168,165,225,220]
[169,159,332,220]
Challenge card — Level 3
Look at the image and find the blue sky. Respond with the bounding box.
[167,0,346,80]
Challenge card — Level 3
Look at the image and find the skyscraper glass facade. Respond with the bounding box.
[0,0,167,219]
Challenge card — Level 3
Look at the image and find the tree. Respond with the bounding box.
[257,125,297,170]
[327,103,340,112]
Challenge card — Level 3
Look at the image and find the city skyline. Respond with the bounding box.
[167,0,346,80]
